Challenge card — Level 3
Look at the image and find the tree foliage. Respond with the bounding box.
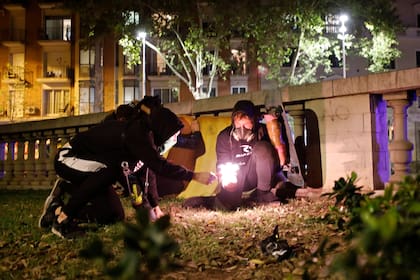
[65,0,402,96]
[322,174,420,279]
[238,0,401,87]
[358,23,401,72]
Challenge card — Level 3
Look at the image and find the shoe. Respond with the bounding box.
[183,196,215,210]
[39,200,62,229]
[51,218,85,239]
[38,178,65,228]
[274,182,299,203]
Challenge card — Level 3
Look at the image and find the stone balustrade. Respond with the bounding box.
[0,112,108,189]
[0,68,419,191]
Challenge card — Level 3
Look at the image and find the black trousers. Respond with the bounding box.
[54,152,125,224]
[215,141,280,210]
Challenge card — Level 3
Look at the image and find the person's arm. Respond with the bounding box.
[126,123,215,185]
[143,170,158,208]
[175,119,205,156]
[189,119,205,156]
[215,128,233,167]
[264,114,287,166]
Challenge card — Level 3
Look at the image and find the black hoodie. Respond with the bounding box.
[69,107,193,181]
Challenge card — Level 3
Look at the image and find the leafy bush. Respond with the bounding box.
[322,171,373,235]
[324,173,420,279]
[80,207,179,279]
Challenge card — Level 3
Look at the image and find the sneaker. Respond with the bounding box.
[183,196,215,210]
[274,182,299,203]
[51,218,85,239]
[38,200,62,229]
[38,178,65,228]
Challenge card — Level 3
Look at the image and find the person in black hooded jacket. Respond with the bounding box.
[39,100,216,239]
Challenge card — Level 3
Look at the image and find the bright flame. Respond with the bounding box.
[218,162,240,187]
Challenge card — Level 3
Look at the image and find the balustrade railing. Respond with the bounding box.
[0,112,108,190]
[0,73,419,191]
[0,92,282,190]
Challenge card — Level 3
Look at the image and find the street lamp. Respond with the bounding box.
[137,31,147,98]
[338,14,348,78]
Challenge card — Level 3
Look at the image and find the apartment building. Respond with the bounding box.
[0,0,419,121]
[0,0,114,120]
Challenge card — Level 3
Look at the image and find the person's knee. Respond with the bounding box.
[253,141,275,158]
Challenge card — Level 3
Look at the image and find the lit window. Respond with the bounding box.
[153,88,179,103]
[123,80,140,103]
[45,52,70,78]
[231,87,247,94]
[151,12,175,30]
[45,89,69,115]
[125,11,139,25]
[80,49,95,78]
[79,81,94,114]
[45,16,71,40]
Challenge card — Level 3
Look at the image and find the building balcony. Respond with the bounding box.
[36,66,73,87]
[38,37,71,51]
[1,65,32,87]
[0,28,25,42]
[0,29,25,51]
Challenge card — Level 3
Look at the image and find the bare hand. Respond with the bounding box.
[222,183,238,192]
[193,172,217,185]
[153,206,164,219]
[149,206,165,222]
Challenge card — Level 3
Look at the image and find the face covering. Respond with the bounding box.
[158,131,180,155]
[232,126,254,142]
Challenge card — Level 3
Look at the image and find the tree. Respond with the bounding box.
[63,0,142,111]
[64,0,235,100]
[118,1,235,100]
[239,0,402,87]
[66,0,402,97]
[120,23,230,100]
[358,23,401,72]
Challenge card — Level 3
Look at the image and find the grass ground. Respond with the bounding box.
[0,189,345,279]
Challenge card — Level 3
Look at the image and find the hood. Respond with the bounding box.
[232,100,256,119]
[150,107,184,146]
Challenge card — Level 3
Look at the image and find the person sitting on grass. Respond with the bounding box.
[183,100,311,211]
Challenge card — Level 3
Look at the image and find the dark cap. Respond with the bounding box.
[232,100,256,118]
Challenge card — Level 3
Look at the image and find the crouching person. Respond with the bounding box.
[184,100,287,211]
[39,102,216,239]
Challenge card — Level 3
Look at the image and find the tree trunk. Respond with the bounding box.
[290,29,304,84]
[94,39,103,112]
